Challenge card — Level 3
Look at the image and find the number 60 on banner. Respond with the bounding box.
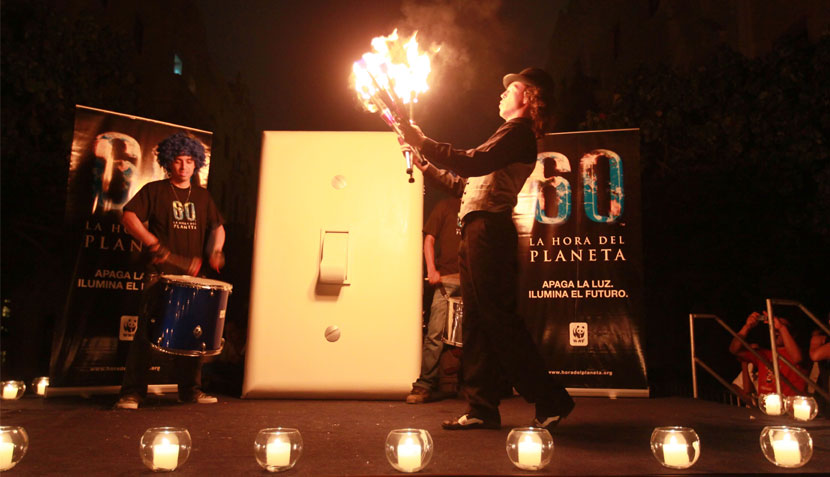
[526,150,624,225]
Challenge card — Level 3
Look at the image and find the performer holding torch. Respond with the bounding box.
[399,68,574,431]
[114,132,225,410]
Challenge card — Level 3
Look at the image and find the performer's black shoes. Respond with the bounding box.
[533,401,575,432]
[442,413,501,430]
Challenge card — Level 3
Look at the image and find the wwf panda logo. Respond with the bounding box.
[119,315,139,341]
[569,322,588,346]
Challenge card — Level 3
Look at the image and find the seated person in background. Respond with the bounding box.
[809,314,830,414]
[729,311,807,396]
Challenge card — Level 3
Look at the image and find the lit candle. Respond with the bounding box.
[662,434,690,467]
[266,437,291,467]
[397,436,422,472]
[153,436,179,471]
[771,432,801,466]
[792,400,811,421]
[0,441,14,471]
[765,394,782,415]
[2,384,17,400]
[517,433,542,467]
[36,380,47,396]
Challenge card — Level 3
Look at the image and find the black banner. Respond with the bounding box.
[515,129,647,393]
[50,106,212,387]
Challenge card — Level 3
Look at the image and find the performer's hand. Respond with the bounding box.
[399,141,428,172]
[399,121,425,148]
[149,243,171,264]
[187,257,202,277]
[427,269,441,285]
[209,250,225,272]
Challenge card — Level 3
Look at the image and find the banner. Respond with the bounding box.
[50,105,212,387]
[515,129,647,394]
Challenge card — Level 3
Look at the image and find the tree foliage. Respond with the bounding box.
[1,0,138,282]
[581,31,829,387]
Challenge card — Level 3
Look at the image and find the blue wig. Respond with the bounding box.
[156,132,206,172]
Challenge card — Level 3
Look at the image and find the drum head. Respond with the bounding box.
[160,274,233,291]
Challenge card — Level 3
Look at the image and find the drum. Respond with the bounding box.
[442,297,463,347]
[148,275,232,357]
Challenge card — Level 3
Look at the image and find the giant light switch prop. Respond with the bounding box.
[242,131,423,398]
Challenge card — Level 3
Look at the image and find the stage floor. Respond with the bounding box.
[1,393,828,475]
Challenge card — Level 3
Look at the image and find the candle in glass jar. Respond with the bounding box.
[517,433,542,466]
[153,436,179,470]
[792,400,811,420]
[397,436,421,472]
[36,381,47,396]
[2,384,17,400]
[771,432,801,466]
[662,434,690,467]
[765,394,782,415]
[266,437,291,467]
[0,441,14,470]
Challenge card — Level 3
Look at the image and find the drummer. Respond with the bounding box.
[406,196,462,404]
[114,132,226,410]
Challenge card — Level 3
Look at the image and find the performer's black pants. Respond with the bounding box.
[119,274,202,399]
[458,211,573,420]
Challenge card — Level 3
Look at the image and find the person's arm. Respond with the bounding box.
[773,318,803,364]
[421,163,466,197]
[401,135,465,197]
[207,224,226,272]
[809,331,830,361]
[424,234,440,285]
[730,312,761,357]
[122,210,168,262]
[122,210,158,247]
[401,120,536,178]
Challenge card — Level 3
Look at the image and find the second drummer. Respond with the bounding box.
[114,131,226,410]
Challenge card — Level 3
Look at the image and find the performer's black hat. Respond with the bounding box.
[503,67,555,93]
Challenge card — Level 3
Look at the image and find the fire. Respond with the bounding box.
[351,29,438,182]
[351,29,436,118]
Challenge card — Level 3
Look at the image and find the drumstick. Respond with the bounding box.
[423,277,449,298]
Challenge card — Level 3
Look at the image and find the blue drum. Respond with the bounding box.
[149,275,232,357]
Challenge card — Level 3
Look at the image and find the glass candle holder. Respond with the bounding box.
[760,426,812,468]
[139,427,191,472]
[385,429,433,473]
[254,428,303,472]
[1,381,25,400]
[786,396,818,422]
[759,393,786,416]
[650,427,700,469]
[506,427,554,471]
[0,426,29,471]
[31,377,49,397]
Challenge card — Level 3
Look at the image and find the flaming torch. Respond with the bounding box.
[351,30,436,183]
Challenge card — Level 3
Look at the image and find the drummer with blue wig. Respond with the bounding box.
[115,131,226,410]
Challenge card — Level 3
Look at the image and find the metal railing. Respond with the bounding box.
[689,299,829,405]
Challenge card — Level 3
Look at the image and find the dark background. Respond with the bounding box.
[2,0,828,400]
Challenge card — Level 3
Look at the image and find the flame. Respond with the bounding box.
[351,29,436,117]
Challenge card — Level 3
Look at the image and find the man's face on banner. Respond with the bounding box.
[170,154,195,185]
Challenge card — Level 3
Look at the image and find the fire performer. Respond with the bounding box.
[114,132,226,410]
[399,67,574,431]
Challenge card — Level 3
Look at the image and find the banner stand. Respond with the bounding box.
[45,384,178,398]
[565,388,649,398]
